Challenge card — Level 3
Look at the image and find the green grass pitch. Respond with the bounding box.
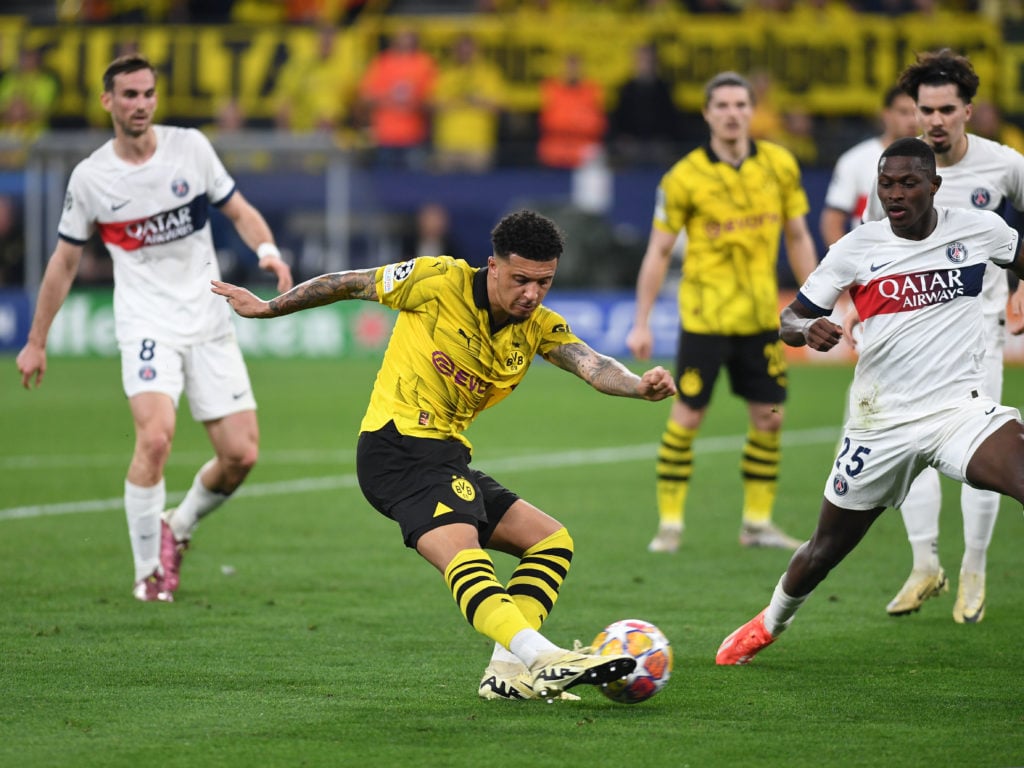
[2,356,1022,768]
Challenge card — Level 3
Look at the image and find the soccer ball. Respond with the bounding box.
[591,619,672,704]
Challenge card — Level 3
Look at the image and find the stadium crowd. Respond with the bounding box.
[1,0,1021,289]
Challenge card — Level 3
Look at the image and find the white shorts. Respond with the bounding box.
[824,396,1020,511]
[120,333,257,422]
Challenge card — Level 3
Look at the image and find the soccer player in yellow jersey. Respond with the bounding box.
[627,71,819,554]
[213,210,677,702]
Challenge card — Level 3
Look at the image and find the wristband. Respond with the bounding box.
[257,242,281,261]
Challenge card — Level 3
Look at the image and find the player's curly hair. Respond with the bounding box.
[103,53,156,93]
[898,48,979,105]
[491,209,565,262]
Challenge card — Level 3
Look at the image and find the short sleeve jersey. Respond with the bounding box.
[864,134,1024,319]
[359,256,582,449]
[823,136,885,231]
[799,207,1018,428]
[58,125,237,345]
[653,140,810,335]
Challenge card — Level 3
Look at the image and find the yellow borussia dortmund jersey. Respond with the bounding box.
[653,141,810,335]
[359,256,582,449]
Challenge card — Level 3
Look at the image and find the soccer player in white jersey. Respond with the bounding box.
[861,49,1024,623]
[15,53,293,602]
[716,137,1024,666]
[820,85,919,247]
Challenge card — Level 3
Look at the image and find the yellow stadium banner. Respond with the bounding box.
[8,11,1011,125]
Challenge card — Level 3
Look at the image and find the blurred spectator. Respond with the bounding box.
[608,43,681,169]
[537,52,606,170]
[747,69,785,143]
[400,203,461,261]
[744,0,795,11]
[971,100,1024,155]
[281,0,370,24]
[779,107,818,165]
[274,25,358,140]
[789,0,858,24]
[0,195,24,286]
[203,98,276,171]
[0,47,59,142]
[684,0,742,11]
[182,0,234,22]
[748,69,817,164]
[58,0,172,22]
[231,0,287,22]
[357,27,438,169]
[431,33,505,173]
[858,0,912,13]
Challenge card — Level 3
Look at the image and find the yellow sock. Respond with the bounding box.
[741,427,780,525]
[656,421,696,526]
[444,548,531,649]
[507,527,573,629]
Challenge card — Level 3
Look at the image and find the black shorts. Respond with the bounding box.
[356,421,520,549]
[673,329,787,410]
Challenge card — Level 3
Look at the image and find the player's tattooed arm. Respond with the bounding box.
[544,343,676,401]
[212,268,378,318]
[267,269,378,316]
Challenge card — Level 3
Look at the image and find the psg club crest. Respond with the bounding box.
[970,188,990,208]
[832,474,849,496]
[171,178,190,197]
[946,241,968,264]
[139,365,157,381]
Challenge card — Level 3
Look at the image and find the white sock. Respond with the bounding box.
[763,576,808,636]
[961,546,987,576]
[509,629,560,669]
[908,538,940,573]
[960,485,998,575]
[125,479,165,581]
[166,459,229,541]
[900,468,941,570]
[490,642,522,665]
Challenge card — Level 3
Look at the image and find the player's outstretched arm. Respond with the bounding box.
[779,302,842,351]
[212,268,379,318]
[543,342,676,401]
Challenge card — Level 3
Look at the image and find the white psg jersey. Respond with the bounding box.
[799,207,1018,428]
[824,136,884,232]
[864,134,1024,319]
[58,125,237,344]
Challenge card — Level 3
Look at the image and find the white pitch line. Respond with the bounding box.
[0,448,358,471]
[0,426,838,522]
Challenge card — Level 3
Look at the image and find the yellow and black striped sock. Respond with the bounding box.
[506,527,573,630]
[741,427,780,525]
[656,421,696,526]
[444,548,531,650]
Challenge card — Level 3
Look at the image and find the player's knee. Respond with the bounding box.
[135,429,173,467]
[215,439,258,484]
